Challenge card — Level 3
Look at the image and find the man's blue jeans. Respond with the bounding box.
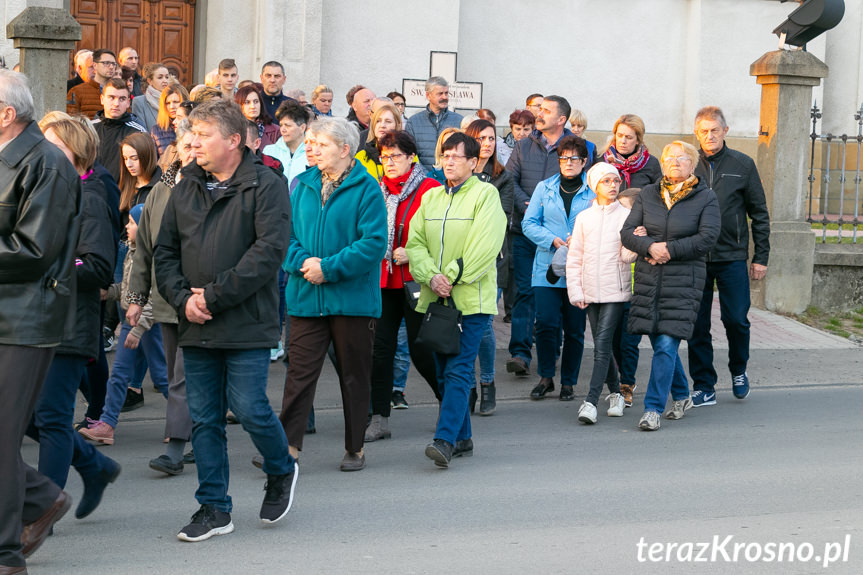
[434,314,488,445]
[534,286,586,386]
[508,234,536,364]
[688,260,751,393]
[184,347,294,513]
[643,334,690,414]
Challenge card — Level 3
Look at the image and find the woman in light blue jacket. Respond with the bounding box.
[521,135,595,401]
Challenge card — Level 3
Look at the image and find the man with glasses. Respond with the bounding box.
[687,106,770,407]
[67,49,118,119]
[405,76,463,169]
[525,93,543,117]
[505,95,586,383]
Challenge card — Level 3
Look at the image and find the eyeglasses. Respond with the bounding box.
[598,177,622,186]
[380,153,406,164]
[393,102,406,109]
[441,154,468,163]
[663,156,692,164]
[95,61,117,67]
[559,156,583,164]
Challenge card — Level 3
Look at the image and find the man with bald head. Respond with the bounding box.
[67,49,93,92]
[346,85,375,132]
[118,47,143,96]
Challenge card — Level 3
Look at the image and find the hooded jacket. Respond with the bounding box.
[620,179,721,339]
[154,148,290,348]
[406,175,507,315]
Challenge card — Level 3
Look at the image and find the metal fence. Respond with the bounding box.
[807,103,863,243]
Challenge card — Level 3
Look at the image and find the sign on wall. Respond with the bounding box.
[403,51,483,112]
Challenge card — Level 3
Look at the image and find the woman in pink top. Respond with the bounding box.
[566,163,637,424]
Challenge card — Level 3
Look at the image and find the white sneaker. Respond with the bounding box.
[577,401,597,424]
[664,396,693,420]
[638,411,661,431]
[607,393,625,417]
[270,342,285,362]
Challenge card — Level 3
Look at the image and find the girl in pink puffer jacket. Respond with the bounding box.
[566,163,638,424]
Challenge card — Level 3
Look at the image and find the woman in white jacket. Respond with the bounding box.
[567,163,637,423]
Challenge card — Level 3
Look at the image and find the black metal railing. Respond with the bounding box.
[807,102,863,243]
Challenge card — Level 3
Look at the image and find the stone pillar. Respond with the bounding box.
[750,50,828,314]
[6,7,80,119]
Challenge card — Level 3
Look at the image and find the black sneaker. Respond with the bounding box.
[103,326,117,353]
[391,390,409,410]
[177,504,233,542]
[425,439,453,468]
[260,462,299,523]
[149,454,183,476]
[183,449,195,464]
[453,438,473,458]
[121,388,143,412]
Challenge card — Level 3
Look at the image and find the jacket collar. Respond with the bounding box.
[95,110,135,125]
[296,158,368,192]
[0,121,43,168]
[529,127,573,150]
[701,142,727,163]
[182,147,262,195]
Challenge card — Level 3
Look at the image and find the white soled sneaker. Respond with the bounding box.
[578,401,598,424]
[607,393,625,417]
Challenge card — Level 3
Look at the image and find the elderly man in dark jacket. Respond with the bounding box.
[405,76,463,168]
[621,141,720,432]
[155,98,297,542]
[687,106,770,407]
[0,69,81,573]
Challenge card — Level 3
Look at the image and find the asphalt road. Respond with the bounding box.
[21,346,863,575]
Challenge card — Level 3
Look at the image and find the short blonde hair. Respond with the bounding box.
[39,112,99,172]
[612,114,646,145]
[434,127,461,168]
[660,140,700,173]
[569,109,588,131]
[366,103,402,144]
[312,84,333,105]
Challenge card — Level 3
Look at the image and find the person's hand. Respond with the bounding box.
[126,303,143,327]
[185,292,212,324]
[750,263,767,281]
[430,273,452,298]
[124,332,140,349]
[190,287,211,314]
[300,257,325,284]
[648,242,671,264]
[100,288,108,301]
[634,226,647,237]
[574,301,589,309]
[645,256,659,266]
[552,237,567,250]
[393,247,409,265]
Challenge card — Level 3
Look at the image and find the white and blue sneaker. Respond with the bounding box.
[732,372,750,399]
[270,341,285,362]
[691,390,717,407]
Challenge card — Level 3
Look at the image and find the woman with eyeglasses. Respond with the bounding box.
[602,114,662,191]
[131,62,172,132]
[366,130,442,442]
[620,141,720,431]
[387,91,408,123]
[521,135,595,402]
[355,103,403,182]
[463,119,514,415]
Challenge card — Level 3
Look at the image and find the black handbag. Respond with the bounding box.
[416,297,462,355]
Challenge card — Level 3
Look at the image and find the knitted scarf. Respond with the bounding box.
[321,160,354,206]
[381,162,426,273]
[145,84,161,111]
[660,175,699,210]
[603,144,651,188]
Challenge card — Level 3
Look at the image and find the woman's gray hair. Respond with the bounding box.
[0,69,34,124]
[308,116,359,155]
[174,118,191,140]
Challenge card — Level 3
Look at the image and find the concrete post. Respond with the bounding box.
[750,50,828,314]
[6,7,80,120]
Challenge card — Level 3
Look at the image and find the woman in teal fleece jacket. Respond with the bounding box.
[279,117,387,472]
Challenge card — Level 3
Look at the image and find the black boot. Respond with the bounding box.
[479,382,496,415]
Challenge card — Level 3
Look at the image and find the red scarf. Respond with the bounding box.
[382,168,412,195]
[603,144,651,188]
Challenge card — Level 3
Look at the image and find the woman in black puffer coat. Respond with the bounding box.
[620,140,720,431]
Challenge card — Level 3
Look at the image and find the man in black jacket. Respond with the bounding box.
[688,106,771,407]
[92,77,146,182]
[0,69,81,574]
[154,98,297,542]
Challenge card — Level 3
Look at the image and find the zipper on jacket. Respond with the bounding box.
[438,191,455,272]
[596,205,604,301]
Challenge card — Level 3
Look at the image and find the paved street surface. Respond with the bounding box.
[22,301,863,574]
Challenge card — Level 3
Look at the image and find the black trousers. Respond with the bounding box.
[0,344,62,569]
[370,289,440,417]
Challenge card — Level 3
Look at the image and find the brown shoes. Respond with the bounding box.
[340,451,365,472]
[21,491,72,558]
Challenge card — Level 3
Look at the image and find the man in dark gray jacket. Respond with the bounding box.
[504,95,576,384]
[155,98,298,542]
[688,106,770,407]
[0,69,81,573]
[405,76,463,168]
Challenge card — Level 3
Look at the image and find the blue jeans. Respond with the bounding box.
[508,234,536,364]
[534,286,586,386]
[184,347,294,513]
[477,314,496,385]
[101,321,169,428]
[613,301,641,387]
[434,314,488,445]
[26,354,112,489]
[688,260,751,392]
[392,320,410,390]
[643,335,690,413]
